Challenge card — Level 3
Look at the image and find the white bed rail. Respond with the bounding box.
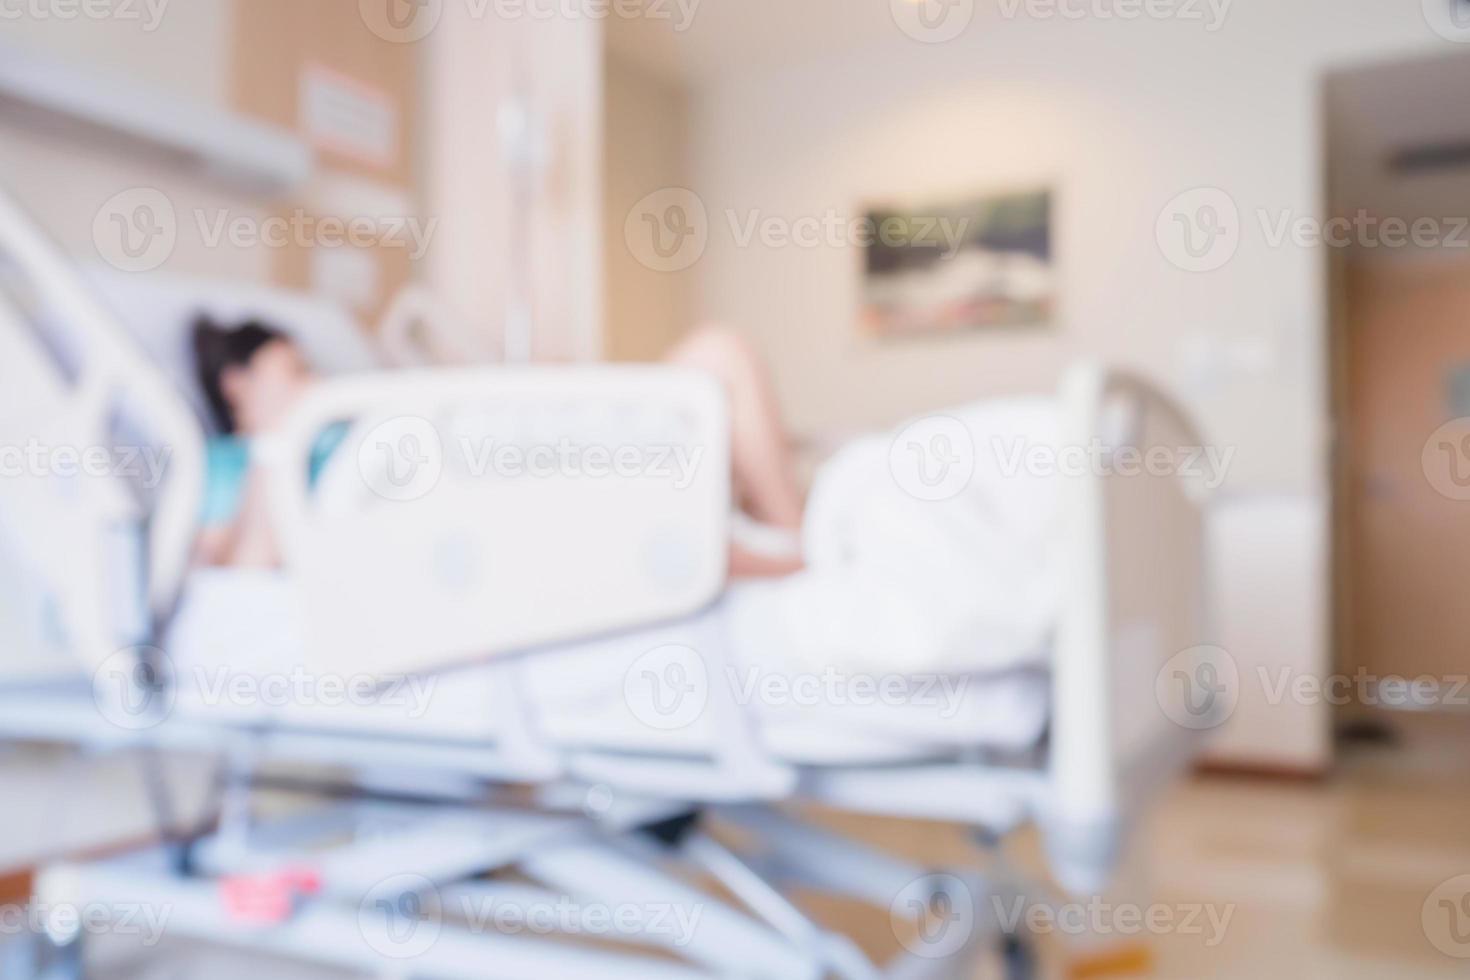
[1046,364,1212,892]
[0,189,203,672]
[257,365,731,676]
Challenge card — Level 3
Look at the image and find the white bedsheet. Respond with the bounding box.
[165,571,1049,759]
[164,396,1063,756]
[520,590,1049,759]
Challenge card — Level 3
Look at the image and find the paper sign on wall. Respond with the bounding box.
[300,64,397,170]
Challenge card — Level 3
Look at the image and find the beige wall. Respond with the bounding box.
[229,0,424,324]
[0,0,271,281]
[0,3,605,359]
[603,53,693,361]
[0,1,230,103]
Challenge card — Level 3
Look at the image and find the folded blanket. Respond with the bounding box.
[735,398,1061,676]
[167,570,1049,751]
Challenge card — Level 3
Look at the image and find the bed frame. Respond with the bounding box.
[0,183,1216,979]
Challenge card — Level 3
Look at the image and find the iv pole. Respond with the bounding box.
[498,62,544,365]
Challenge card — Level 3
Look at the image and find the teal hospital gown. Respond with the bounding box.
[200,422,349,527]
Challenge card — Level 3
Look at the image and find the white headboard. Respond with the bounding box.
[0,191,204,673]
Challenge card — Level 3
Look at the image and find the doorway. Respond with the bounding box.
[1328,52,1470,735]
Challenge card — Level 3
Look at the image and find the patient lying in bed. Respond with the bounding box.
[183,316,1061,677]
[189,317,808,580]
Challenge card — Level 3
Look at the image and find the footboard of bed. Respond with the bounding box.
[1045,364,1213,893]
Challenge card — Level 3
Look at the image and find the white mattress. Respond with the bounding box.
[166,569,1050,763]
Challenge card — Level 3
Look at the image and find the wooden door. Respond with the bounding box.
[1346,259,1470,689]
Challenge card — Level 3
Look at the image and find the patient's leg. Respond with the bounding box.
[666,324,804,530]
[665,325,805,577]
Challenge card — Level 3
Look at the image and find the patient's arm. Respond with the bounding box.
[192,526,233,567]
[193,468,282,569]
[222,467,284,567]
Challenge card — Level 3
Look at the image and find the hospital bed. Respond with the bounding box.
[0,186,1217,979]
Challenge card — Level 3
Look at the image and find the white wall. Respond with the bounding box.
[685,2,1453,769]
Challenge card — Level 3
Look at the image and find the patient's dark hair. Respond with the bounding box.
[191,315,286,433]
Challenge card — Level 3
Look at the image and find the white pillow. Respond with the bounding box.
[81,264,382,432]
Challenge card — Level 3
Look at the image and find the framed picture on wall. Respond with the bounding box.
[860,187,1053,337]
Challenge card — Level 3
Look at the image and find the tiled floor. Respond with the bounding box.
[745,712,1470,977]
[20,712,1470,978]
[1071,712,1470,977]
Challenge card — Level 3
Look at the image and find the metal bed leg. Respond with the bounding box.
[39,851,713,980]
[208,741,262,869]
[521,834,824,979]
[1002,932,1038,980]
[134,744,189,877]
[0,932,39,980]
[52,938,83,980]
[137,735,258,878]
[716,805,934,907]
[971,828,1044,980]
[681,832,883,980]
[717,808,1039,979]
[32,928,85,980]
